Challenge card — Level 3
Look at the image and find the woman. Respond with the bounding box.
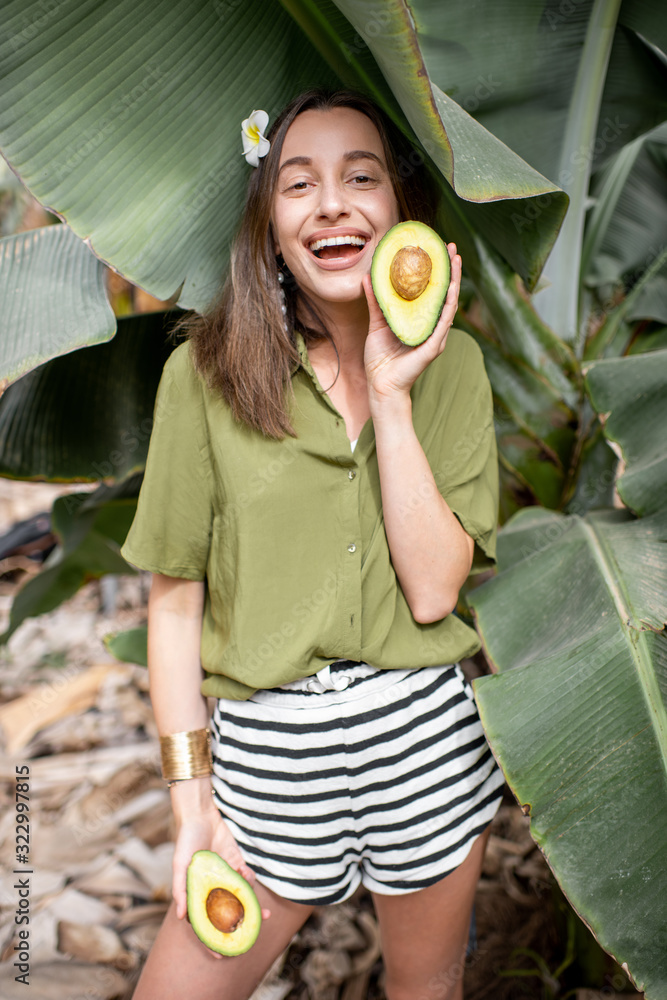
[121,89,503,1000]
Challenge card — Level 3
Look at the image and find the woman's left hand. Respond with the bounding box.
[362,242,461,404]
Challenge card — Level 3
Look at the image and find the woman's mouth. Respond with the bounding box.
[308,235,367,261]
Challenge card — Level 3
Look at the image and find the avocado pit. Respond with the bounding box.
[389,246,432,301]
[206,887,245,934]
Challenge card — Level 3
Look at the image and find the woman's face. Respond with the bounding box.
[271,107,400,313]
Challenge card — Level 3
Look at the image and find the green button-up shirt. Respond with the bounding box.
[120,329,498,700]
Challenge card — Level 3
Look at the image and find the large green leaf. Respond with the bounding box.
[583,126,667,287]
[0,224,116,382]
[470,506,667,997]
[535,0,622,345]
[584,245,667,359]
[105,626,148,668]
[583,123,667,329]
[0,0,566,344]
[329,0,568,288]
[0,491,138,643]
[459,321,576,511]
[495,416,567,511]
[0,311,177,481]
[465,237,577,402]
[585,348,667,516]
[415,0,667,182]
[0,0,338,313]
[563,417,618,516]
[412,0,667,346]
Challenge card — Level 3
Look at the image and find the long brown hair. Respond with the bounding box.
[174,90,438,438]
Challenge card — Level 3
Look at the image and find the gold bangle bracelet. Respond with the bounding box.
[160,727,212,783]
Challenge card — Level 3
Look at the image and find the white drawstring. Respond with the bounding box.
[306,662,351,693]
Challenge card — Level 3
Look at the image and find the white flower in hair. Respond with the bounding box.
[241,110,270,167]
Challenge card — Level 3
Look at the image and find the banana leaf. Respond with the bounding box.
[471,345,667,994]
[0,491,138,643]
[411,0,667,346]
[415,0,667,181]
[585,347,667,516]
[0,224,116,381]
[0,311,177,481]
[0,0,566,374]
[471,505,667,997]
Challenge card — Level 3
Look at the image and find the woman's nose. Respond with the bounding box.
[317,179,349,219]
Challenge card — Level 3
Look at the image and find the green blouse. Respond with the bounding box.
[120,329,498,700]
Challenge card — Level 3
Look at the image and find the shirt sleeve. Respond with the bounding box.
[120,342,214,580]
[420,330,498,573]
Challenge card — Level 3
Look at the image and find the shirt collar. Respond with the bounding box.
[293,330,309,371]
[292,330,324,392]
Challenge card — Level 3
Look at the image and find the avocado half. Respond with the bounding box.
[186,850,262,956]
[371,220,450,346]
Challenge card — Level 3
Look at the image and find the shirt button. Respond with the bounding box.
[347,543,357,553]
[348,469,356,480]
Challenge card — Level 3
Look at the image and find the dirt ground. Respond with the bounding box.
[0,479,642,1000]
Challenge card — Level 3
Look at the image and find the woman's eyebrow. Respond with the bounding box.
[278,155,311,174]
[343,150,385,168]
[277,150,386,174]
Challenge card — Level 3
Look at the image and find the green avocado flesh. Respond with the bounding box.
[186,851,262,956]
[371,221,450,346]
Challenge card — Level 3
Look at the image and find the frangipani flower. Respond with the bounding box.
[241,110,270,167]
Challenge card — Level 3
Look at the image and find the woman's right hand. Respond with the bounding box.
[169,777,271,925]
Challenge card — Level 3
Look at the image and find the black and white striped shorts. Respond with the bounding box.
[210,660,504,905]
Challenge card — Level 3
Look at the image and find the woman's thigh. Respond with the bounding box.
[371,826,490,1000]
[132,880,313,1000]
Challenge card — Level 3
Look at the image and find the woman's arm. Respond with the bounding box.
[370,399,474,623]
[362,246,474,624]
[148,574,213,820]
[148,574,264,923]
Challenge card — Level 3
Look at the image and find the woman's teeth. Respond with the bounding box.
[309,235,366,256]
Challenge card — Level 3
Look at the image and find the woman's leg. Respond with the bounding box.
[132,880,313,1000]
[371,826,490,1000]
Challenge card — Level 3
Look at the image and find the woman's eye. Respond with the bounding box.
[352,175,373,184]
[289,180,309,191]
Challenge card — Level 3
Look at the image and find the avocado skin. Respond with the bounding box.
[371,221,450,346]
[186,850,262,956]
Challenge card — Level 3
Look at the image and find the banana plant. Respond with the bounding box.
[470,348,667,998]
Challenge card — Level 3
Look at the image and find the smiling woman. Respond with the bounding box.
[173,90,436,439]
[120,89,503,1000]
[271,106,400,315]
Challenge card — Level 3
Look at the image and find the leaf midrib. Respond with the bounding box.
[582,517,667,779]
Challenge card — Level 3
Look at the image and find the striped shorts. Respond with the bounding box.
[210,659,504,905]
